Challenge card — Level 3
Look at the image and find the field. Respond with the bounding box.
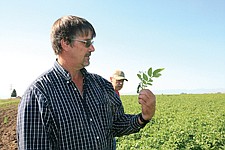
[0,98,19,150]
[0,94,224,149]
[117,94,225,150]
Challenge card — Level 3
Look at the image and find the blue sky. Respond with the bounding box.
[0,0,225,98]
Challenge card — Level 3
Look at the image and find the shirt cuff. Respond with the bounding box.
[131,114,147,129]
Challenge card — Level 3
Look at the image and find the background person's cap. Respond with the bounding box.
[112,70,128,81]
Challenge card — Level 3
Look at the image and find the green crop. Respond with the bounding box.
[4,116,8,124]
[137,67,164,93]
[117,94,225,149]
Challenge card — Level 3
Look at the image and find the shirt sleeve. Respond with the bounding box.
[17,86,53,150]
[103,80,145,137]
[111,103,145,137]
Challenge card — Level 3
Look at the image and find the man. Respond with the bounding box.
[110,70,128,97]
[17,15,156,150]
[110,70,128,149]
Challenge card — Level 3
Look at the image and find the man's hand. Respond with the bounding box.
[138,89,156,121]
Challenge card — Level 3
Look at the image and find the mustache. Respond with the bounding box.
[85,53,91,57]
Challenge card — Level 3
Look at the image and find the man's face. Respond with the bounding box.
[111,78,125,91]
[68,34,95,69]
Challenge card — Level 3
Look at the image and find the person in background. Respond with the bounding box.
[110,70,128,97]
[110,70,128,149]
[17,15,156,150]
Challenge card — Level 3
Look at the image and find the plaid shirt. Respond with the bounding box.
[17,61,144,150]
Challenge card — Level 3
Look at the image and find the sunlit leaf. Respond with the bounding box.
[143,80,147,84]
[148,78,153,82]
[147,82,152,86]
[137,74,142,80]
[143,73,148,81]
[148,67,153,77]
[153,73,161,78]
[137,67,164,90]
[153,68,164,77]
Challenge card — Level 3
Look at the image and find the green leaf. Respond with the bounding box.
[4,116,8,124]
[153,68,164,77]
[137,74,142,80]
[137,67,164,90]
[146,82,152,86]
[147,67,153,77]
[143,80,147,84]
[143,73,148,81]
[148,78,153,82]
[153,73,161,78]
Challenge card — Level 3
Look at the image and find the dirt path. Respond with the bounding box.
[0,104,18,150]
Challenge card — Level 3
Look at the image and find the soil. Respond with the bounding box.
[0,104,18,150]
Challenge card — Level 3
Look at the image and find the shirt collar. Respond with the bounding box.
[53,60,90,81]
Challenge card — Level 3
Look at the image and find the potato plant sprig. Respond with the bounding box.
[137,67,164,93]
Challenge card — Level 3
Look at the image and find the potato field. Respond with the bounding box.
[0,94,224,149]
[117,94,225,150]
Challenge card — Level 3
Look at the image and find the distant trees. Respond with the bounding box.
[11,89,17,97]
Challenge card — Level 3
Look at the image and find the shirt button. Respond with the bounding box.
[90,118,92,122]
[96,136,99,139]
[67,81,70,84]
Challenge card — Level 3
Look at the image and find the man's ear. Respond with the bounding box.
[61,39,70,51]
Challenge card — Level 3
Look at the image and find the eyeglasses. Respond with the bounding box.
[73,39,94,48]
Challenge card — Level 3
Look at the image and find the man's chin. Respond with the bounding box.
[84,62,90,67]
[116,87,122,91]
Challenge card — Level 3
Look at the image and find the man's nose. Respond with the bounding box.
[89,44,95,52]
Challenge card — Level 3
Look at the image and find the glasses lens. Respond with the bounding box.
[85,40,94,47]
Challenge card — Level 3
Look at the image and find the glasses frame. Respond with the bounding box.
[73,39,94,48]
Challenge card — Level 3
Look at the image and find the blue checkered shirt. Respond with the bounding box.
[17,61,144,150]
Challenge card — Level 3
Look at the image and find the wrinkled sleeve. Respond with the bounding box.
[104,81,145,137]
[112,96,145,137]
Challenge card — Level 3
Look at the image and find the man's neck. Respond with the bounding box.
[115,90,120,97]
